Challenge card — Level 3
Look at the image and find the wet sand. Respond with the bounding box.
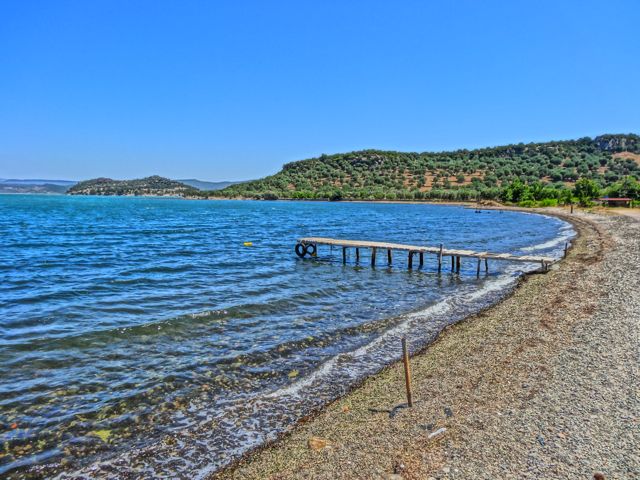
[213,209,639,479]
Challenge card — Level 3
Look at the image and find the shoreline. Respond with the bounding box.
[25,204,577,479]
[61,192,640,220]
[208,208,580,478]
[212,209,639,479]
[42,192,640,218]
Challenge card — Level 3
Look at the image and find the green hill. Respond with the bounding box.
[68,176,197,197]
[206,134,640,203]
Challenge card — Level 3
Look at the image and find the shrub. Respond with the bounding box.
[574,178,600,205]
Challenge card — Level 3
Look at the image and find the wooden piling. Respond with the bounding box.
[484,258,488,272]
[564,242,568,258]
[408,251,413,269]
[387,248,392,265]
[402,337,413,407]
[371,247,377,267]
[476,258,481,277]
[438,244,443,272]
[355,247,360,261]
[456,256,461,273]
[342,246,346,264]
[419,252,424,267]
[451,256,455,271]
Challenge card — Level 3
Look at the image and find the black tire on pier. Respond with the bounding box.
[295,243,308,258]
[306,244,317,256]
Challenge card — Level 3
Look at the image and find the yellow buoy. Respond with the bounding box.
[243,242,253,247]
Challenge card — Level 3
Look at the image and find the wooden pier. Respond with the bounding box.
[295,237,556,274]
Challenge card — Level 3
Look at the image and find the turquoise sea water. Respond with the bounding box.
[0,195,573,478]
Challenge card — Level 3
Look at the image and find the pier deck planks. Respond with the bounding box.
[298,237,555,265]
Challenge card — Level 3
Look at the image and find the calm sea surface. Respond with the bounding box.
[0,195,573,478]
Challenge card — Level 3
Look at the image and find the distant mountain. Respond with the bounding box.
[1,177,245,195]
[178,179,241,191]
[67,176,197,197]
[0,178,77,194]
[0,178,77,186]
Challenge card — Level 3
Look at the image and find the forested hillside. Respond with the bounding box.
[68,176,197,196]
[207,134,640,203]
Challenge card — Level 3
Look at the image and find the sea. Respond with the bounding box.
[0,195,574,478]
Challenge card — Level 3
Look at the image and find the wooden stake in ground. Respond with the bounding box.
[401,337,413,407]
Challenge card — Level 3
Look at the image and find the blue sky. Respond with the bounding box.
[1,1,638,181]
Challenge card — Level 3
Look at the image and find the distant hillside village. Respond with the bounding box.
[47,134,640,207]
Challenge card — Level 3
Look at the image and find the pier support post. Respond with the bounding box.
[451,256,455,271]
[476,258,481,277]
[456,256,461,273]
[419,252,424,267]
[387,248,392,265]
[371,247,377,267]
[408,251,413,269]
[342,247,347,264]
[438,244,443,272]
[356,247,360,262]
[485,258,488,272]
[564,242,568,258]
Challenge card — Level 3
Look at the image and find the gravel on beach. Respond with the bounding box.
[215,210,639,480]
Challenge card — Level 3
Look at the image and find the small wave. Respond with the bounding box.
[516,213,575,255]
[519,229,575,253]
[270,270,517,399]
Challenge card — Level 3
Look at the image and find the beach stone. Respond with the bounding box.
[428,427,446,440]
[593,472,606,480]
[393,461,406,473]
[307,437,329,451]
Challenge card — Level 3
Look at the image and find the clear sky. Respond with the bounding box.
[1,1,638,181]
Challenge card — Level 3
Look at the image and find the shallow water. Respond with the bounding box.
[0,196,573,477]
